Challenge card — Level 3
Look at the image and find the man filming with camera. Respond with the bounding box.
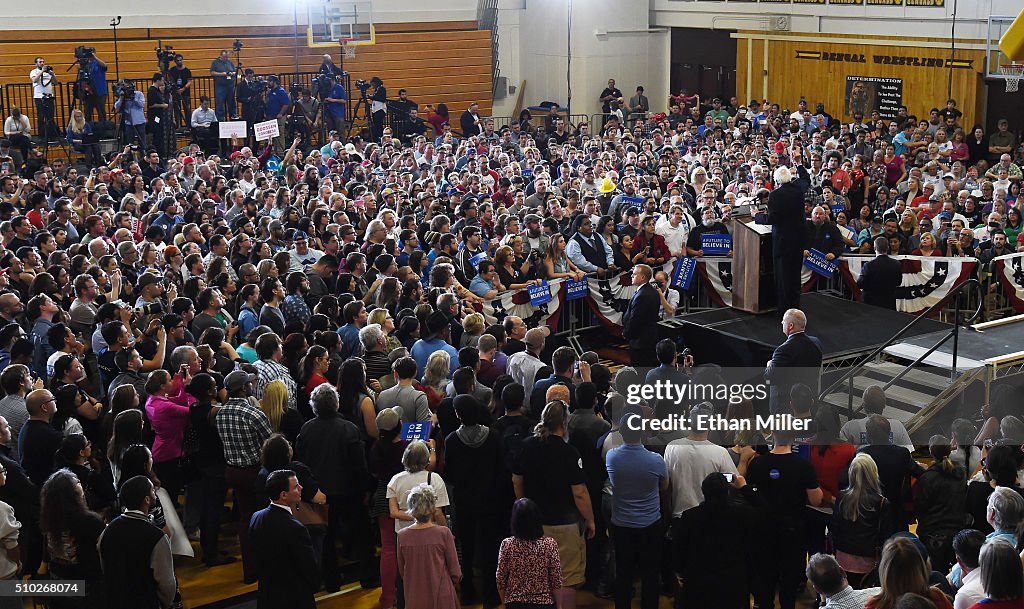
[168,54,193,128]
[78,48,109,123]
[264,75,291,153]
[147,73,170,157]
[324,74,347,142]
[236,69,264,146]
[30,57,57,140]
[113,81,147,149]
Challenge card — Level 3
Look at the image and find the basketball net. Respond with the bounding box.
[341,39,356,59]
[1006,64,1024,92]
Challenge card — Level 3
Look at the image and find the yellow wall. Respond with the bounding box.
[736,32,986,126]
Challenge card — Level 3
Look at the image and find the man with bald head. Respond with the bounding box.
[764,309,822,414]
[19,388,61,486]
[0,293,23,325]
[805,205,845,261]
[507,326,550,396]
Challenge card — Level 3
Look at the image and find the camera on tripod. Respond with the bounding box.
[232,39,244,53]
[289,81,302,96]
[74,46,96,60]
[113,80,136,98]
[355,79,370,94]
[155,45,176,69]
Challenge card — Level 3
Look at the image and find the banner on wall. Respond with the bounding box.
[993,252,1024,312]
[844,76,903,120]
[866,0,903,5]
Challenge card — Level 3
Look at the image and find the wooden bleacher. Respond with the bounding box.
[0,21,492,130]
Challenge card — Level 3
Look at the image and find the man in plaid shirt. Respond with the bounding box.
[215,369,272,583]
[252,333,297,409]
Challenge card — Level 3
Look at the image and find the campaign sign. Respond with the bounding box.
[831,204,845,217]
[671,256,697,290]
[528,280,552,306]
[521,168,534,178]
[803,248,838,279]
[565,276,589,301]
[400,421,431,442]
[701,234,732,255]
[253,119,280,141]
[469,251,488,271]
[218,120,248,139]
[621,195,645,210]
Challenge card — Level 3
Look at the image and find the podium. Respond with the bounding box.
[732,217,776,313]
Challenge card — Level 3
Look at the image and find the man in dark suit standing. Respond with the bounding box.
[622,264,662,367]
[764,308,823,414]
[757,168,808,313]
[249,470,320,609]
[857,236,903,310]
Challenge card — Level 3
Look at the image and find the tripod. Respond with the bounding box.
[349,89,371,140]
[38,94,70,161]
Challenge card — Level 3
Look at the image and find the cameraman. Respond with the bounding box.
[168,54,193,126]
[264,75,291,152]
[147,73,170,157]
[369,76,387,143]
[324,74,348,141]
[209,49,238,122]
[236,69,263,142]
[29,57,57,139]
[317,54,344,82]
[82,49,109,123]
[114,83,147,149]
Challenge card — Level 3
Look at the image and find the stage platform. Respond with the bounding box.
[661,293,953,368]
[885,316,1024,372]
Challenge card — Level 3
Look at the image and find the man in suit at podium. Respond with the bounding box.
[622,264,661,367]
[857,236,903,310]
[756,168,807,313]
[764,308,822,414]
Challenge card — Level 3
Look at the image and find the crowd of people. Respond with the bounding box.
[0,61,1022,609]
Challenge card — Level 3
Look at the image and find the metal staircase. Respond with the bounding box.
[478,0,501,97]
[818,279,986,438]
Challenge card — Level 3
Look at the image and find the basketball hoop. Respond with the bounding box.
[1003,63,1024,92]
[340,38,356,59]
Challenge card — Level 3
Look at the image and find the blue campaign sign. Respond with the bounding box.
[830,204,845,217]
[701,233,732,256]
[671,256,697,290]
[802,248,838,279]
[565,276,589,301]
[521,168,534,178]
[621,195,645,210]
[528,280,553,306]
[400,421,432,442]
[469,251,489,271]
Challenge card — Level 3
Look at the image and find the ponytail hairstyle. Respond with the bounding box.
[535,399,568,438]
[928,434,957,475]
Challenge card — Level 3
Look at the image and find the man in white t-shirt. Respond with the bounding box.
[656,204,694,259]
[29,56,56,139]
[663,402,738,516]
[838,385,914,451]
[950,529,986,609]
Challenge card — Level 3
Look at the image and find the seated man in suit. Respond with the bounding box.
[249,470,320,609]
[857,236,903,310]
[764,308,823,414]
[622,264,662,367]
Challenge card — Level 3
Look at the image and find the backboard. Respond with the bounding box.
[986,15,1022,80]
[308,0,375,49]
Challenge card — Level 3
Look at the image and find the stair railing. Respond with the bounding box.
[818,278,983,420]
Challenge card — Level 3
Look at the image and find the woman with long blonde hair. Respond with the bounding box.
[260,379,304,443]
[66,108,102,165]
[832,452,892,587]
[865,536,953,609]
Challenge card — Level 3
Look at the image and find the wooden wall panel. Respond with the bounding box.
[0,23,492,122]
[735,33,985,127]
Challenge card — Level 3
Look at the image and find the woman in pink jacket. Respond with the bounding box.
[144,367,194,506]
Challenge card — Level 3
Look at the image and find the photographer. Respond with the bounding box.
[209,49,238,122]
[264,75,291,152]
[168,54,193,127]
[29,56,57,139]
[236,69,264,141]
[113,83,148,149]
[147,73,170,157]
[323,74,347,141]
[81,48,109,123]
[317,54,344,83]
[369,76,387,143]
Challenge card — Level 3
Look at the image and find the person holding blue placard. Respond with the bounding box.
[456,227,486,281]
[805,206,845,261]
[685,207,731,257]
